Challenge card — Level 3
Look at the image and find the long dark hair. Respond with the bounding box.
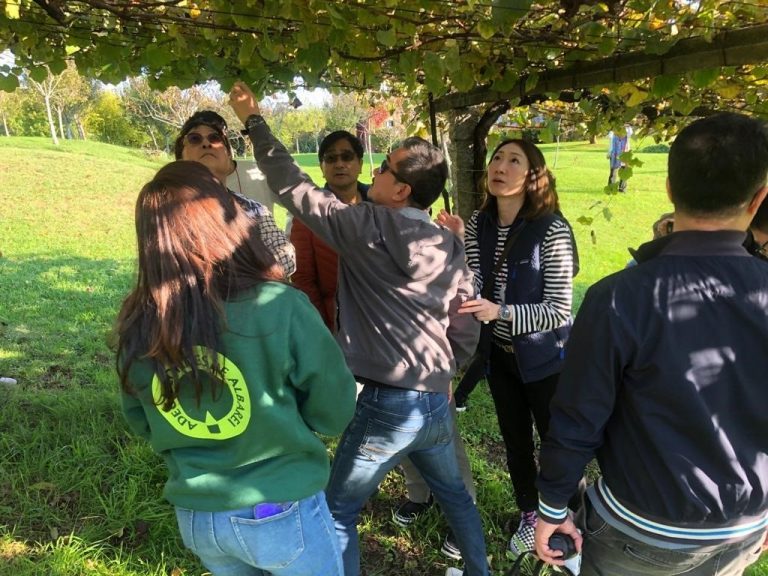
[115,161,282,410]
[479,139,560,221]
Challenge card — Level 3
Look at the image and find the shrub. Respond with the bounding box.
[640,143,670,153]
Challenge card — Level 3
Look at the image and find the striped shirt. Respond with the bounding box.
[464,211,573,343]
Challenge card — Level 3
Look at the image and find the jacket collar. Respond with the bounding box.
[630,230,750,264]
[399,206,432,223]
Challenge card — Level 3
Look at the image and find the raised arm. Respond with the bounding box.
[229,81,374,259]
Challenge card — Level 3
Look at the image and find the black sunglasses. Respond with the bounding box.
[379,158,408,184]
[322,151,357,164]
[184,132,225,146]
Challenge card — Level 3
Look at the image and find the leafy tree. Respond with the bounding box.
[324,93,368,134]
[84,90,147,147]
[50,62,92,140]
[121,77,225,151]
[0,87,23,135]
[26,64,63,144]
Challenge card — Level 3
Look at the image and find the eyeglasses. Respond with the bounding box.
[184,132,225,146]
[379,158,407,184]
[322,151,357,164]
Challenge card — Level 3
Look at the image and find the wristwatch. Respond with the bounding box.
[241,114,266,134]
[498,304,512,321]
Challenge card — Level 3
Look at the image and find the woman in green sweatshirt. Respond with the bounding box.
[115,161,356,576]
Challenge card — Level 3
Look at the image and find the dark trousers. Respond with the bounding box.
[608,166,627,192]
[486,344,559,513]
[453,352,487,405]
[578,495,765,575]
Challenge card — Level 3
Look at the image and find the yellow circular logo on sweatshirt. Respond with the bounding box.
[152,347,251,440]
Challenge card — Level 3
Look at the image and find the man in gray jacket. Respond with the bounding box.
[230,81,487,576]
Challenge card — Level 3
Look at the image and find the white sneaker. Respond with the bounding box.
[445,568,463,576]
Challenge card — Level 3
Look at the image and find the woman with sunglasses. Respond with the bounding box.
[290,131,369,331]
[115,161,356,576]
[174,111,295,277]
[439,139,576,559]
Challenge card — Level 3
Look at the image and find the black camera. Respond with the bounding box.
[548,533,578,559]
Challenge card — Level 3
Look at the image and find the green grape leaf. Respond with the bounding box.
[651,74,681,98]
[0,73,19,91]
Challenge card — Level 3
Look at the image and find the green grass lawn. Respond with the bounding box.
[0,136,764,576]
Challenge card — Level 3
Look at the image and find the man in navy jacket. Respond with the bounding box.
[535,112,768,575]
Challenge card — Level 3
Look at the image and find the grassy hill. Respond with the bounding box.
[0,137,764,576]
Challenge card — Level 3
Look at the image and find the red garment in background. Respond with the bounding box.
[290,217,339,332]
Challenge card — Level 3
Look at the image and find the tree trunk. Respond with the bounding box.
[75,115,86,140]
[1,111,8,136]
[56,105,65,140]
[472,100,510,197]
[148,125,159,149]
[44,95,59,145]
[446,108,482,222]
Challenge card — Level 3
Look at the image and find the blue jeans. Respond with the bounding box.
[579,495,765,575]
[175,491,342,576]
[326,385,489,576]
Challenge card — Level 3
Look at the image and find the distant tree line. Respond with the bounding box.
[0,64,408,154]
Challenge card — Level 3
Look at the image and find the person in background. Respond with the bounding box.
[229,80,487,576]
[535,112,768,576]
[115,161,356,576]
[440,139,576,560]
[626,211,675,267]
[290,131,369,331]
[450,340,488,412]
[174,110,295,276]
[607,124,633,193]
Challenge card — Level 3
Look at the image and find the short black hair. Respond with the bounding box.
[668,113,768,217]
[174,110,232,160]
[318,131,364,162]
[393,137,448,209]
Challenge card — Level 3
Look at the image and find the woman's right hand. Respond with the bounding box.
[436,209,465,240]
[458,297,500,324]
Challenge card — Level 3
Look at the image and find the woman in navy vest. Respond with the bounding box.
[440,139,576,559]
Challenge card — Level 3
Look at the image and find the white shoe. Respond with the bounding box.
[445,568,463,576]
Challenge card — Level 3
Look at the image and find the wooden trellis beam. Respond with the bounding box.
[432,23,768,113]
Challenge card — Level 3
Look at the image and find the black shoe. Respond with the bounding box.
[455,397,468,412]
[393,496,433,526]
[441,530,462,560]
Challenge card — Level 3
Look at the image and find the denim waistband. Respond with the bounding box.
[355,376,402,390]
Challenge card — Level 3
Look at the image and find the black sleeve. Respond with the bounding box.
[536,279,627,522]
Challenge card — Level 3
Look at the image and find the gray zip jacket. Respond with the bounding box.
[247,120,479,393]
